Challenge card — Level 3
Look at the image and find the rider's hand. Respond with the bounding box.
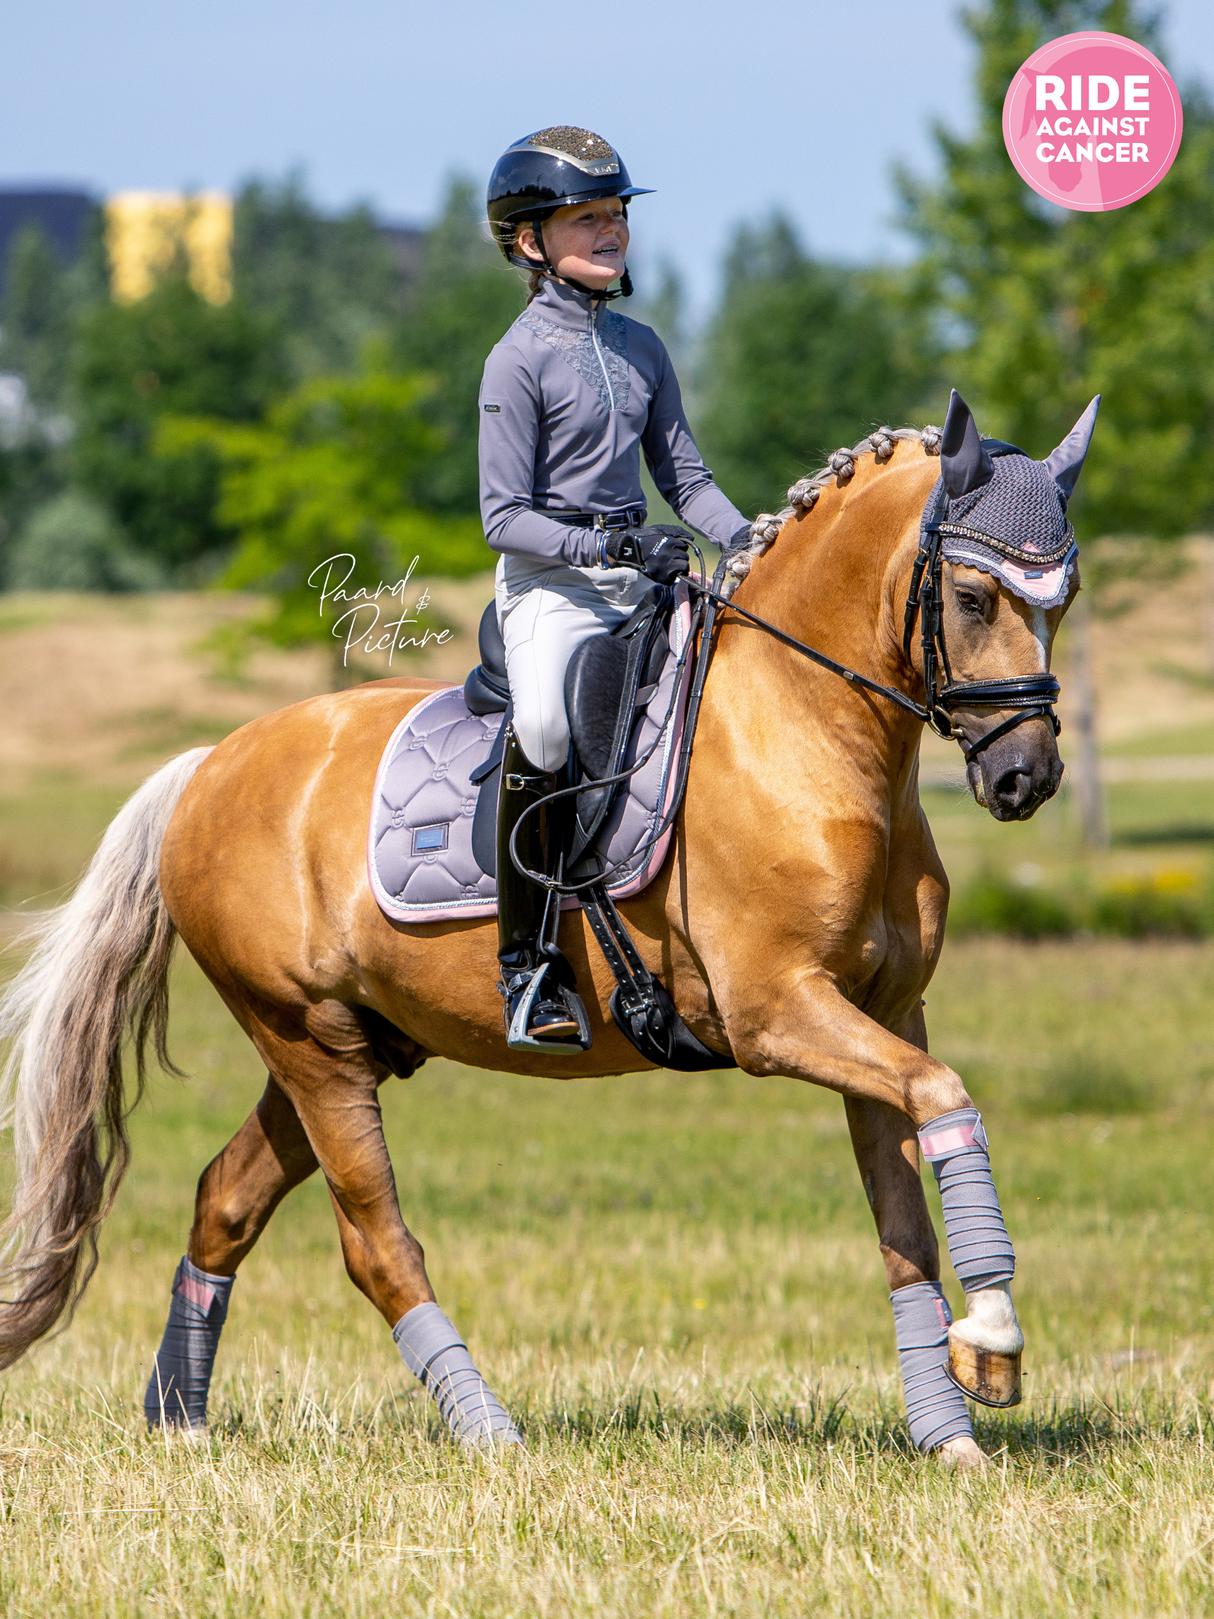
[601,524,692,585]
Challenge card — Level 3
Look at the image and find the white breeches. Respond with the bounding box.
[495,554,655,773]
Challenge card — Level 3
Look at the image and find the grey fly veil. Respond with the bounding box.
[898,388,1101,762]
[933,391,1101,610]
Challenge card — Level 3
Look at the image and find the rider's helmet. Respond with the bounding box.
[487,127,653,297]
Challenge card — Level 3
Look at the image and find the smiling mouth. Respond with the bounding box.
[593,243,621,256]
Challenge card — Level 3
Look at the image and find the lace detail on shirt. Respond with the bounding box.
[519,308,631,413]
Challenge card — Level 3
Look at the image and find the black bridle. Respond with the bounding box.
[898,478,1062,764]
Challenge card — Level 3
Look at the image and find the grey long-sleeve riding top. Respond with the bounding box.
[478,278,746,568]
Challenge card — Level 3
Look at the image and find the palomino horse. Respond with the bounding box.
[0,393,1096,1467]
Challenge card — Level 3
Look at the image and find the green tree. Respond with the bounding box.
[0,214,112,582]
[902,0,1214,846]
[73,272,285,578]
[696,215,939,517]
[901,0,1214,540]
[160,361,487,677]
[392,178,525,513]
[232,174,405,381]
[0,225,75,409]
[9,489,160,591]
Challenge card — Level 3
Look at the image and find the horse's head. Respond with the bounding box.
[930,390,1099,821]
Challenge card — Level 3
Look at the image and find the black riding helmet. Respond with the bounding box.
[487,126,653,299]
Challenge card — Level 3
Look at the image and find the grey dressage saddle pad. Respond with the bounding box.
[367,590,692,923]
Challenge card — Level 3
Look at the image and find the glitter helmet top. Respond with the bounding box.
[486,127,653,270]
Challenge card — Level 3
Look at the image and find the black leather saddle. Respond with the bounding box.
[463,594,673,879]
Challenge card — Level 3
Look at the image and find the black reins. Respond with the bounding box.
[509,473,1065,896]
[686,492,1061,767]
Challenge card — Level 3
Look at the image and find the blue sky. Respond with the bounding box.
[3,1,1211,313]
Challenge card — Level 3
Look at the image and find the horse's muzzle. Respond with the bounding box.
[967,717,1064,821]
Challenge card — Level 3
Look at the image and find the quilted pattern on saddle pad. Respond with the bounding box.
[367,589,692,923]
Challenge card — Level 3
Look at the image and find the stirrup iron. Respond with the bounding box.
[505,962,592,1054]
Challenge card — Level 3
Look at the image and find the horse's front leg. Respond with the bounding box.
[845,1092,989,1469]
[723,981,1023,1440]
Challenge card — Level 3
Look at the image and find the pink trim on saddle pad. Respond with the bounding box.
[918,1123,978,1160]
[174,1274,216,1314]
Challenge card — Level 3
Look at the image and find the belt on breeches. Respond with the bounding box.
[540,504,647,531]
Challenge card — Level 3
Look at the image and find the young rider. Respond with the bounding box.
[481,126,751,1051]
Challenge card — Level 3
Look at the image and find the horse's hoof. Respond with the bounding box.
[936,1434,989,1470]
[946,1329,1022,1408]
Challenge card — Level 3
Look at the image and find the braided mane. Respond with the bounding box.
[722,424,943,598]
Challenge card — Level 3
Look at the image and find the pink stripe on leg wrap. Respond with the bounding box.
[174,1274,216,1314]
[918,1122,978,1160]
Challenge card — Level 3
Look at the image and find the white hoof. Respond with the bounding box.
[936,1434,989,1470]
[950,1282,1024,1355]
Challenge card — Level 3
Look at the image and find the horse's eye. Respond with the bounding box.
[955,592,984,616]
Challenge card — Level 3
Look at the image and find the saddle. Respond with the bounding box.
[458,591,729,1074]
[367,584,731,1072]
[463,594,673,880]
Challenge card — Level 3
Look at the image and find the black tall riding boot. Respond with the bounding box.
[496,726,590,1052]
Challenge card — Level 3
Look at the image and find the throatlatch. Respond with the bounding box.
[393,1302,522,1446]
[144,1255,235,1431]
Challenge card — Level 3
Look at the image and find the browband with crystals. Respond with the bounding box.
[938,520,1076,567]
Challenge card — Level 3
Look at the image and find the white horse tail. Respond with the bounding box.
[0,747,213,1368]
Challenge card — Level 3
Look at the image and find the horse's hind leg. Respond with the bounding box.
[144,1074,320,1432]
[256,1022,521,1448]
[844,1094,987,1469]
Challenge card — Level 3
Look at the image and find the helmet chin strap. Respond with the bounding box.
[525,217,632,300]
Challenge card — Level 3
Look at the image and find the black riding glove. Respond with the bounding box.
[601,524,692,586]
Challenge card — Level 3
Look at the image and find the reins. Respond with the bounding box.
[509,469,1066,897]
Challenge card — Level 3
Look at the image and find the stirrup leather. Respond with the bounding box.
[503,962,592,1054]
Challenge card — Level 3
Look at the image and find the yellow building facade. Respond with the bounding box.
[104,191,233,305]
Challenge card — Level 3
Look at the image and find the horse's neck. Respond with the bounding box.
[707,493,924,799]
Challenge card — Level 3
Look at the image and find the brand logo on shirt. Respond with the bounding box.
[484,403,501,413]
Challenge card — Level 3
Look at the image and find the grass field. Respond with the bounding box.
[2,587,1214,1615]
[1,943,1213,1616]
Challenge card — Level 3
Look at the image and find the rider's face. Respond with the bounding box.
[517,199,629,292]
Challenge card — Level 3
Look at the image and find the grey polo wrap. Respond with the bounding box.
[394,1302,522,1446]
[890,1280,974,1452]
[143,1255,235,1430]
[918,1107,1016,1292]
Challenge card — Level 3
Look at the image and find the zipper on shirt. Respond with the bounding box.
[588,303,615,412]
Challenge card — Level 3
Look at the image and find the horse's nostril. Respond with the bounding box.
[994,767,1032,806]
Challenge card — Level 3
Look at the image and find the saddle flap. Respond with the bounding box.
[565,600,671,864]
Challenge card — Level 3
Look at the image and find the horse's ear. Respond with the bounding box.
[940,388,994,498]
[1043,395,1101,501]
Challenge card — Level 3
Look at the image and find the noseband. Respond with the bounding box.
[902,478,1062,764]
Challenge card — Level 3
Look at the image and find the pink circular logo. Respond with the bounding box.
[1002,31,1183,211]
